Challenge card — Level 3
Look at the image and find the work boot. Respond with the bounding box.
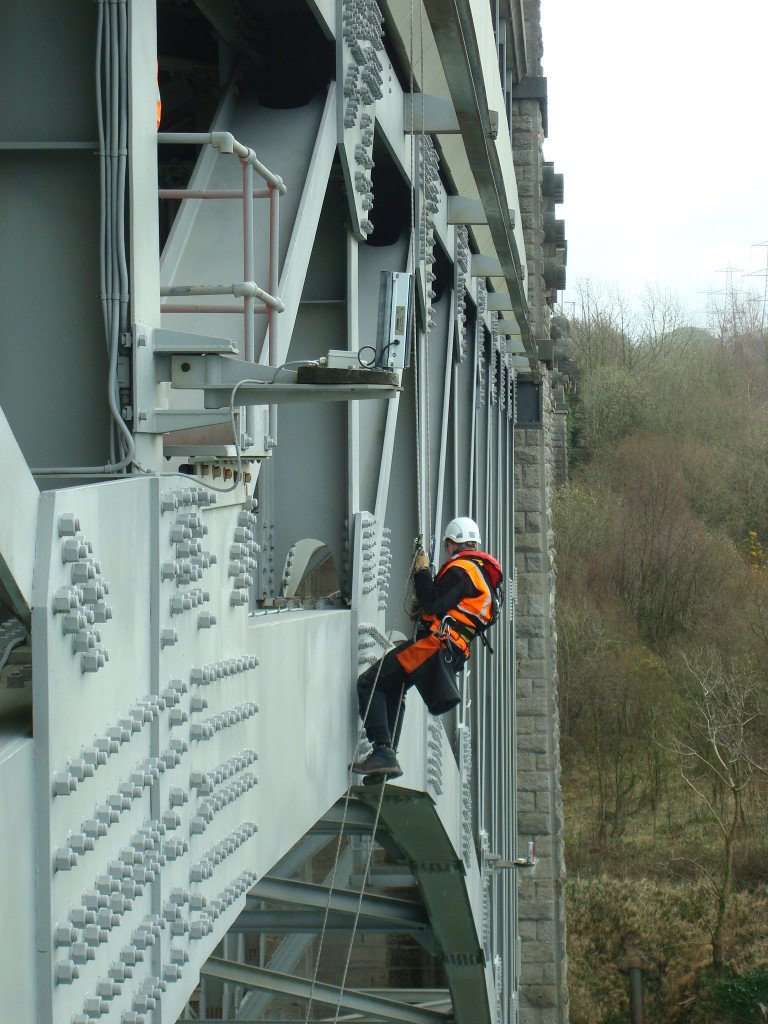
[350,744,402,779]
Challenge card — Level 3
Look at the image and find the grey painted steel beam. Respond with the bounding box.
[168,355,400,407]
[497,319,521,335]
[236,843,353,1021]
[404,95,499,138]
[152,328,239,355]
[309,820,387,836]
[208,1018,447,1024]
[447,195,515,229]
[356,786,493,1024]
[403,94,461,133]
[264,833,334,879]
[141,408,232,433]
[230,909,429,933]
[487,292,514,311]
[470,254,502,279]
[317,799,378,828]
[201,959,451,1024]
[351,871,416,888]
[360,990,450,1004]
[308,803,407,859]
[250,876,428,926]
[205,381,397,408]
[422,0,540,377]
[508,0,530,80]
[0,404,38,620]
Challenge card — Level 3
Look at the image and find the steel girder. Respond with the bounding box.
[422,0,540,376]
[234,845,355,1021]
[356,785,494,1024]
[201,959,451,1024]
[250,875,429,928]
[230,909,426,932]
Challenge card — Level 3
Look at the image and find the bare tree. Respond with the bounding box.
[566,279,636,373]
[637,283,695,364]
[613,443,712,646]
[558,601,662,842]
[564,278,698,376]
[658,653,768,966]
[708,286,767,355]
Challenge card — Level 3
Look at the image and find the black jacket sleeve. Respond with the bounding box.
[413,565,480,619]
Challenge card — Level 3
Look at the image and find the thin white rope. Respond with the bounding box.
[408,0,424,542]
[302,549,417,1022]
[332,775,390,1023]
[304,8,432,1013]
[418,1,432,562]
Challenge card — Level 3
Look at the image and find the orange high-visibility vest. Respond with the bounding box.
[419,556,494,655]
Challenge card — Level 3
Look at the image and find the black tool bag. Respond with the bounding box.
[412,646,462,715]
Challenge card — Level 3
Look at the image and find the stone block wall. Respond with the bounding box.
[511,0,546,344]
[514,373,568,1024]
[551,383,568,488]
[510,99,546,343]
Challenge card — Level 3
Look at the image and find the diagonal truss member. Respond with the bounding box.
[250,875,429,928]
[201,959,451,1024]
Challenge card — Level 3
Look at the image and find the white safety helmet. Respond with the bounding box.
[443,517,481,547]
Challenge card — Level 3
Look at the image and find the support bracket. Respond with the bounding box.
[169,355,400,408]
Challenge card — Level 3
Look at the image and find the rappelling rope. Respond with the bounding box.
[408,0,425,546]
[304,9,435,1015]
[302,547,418,1023]
[417,0,433,568]
[327,17,434,1018]
[331,766,390,1023]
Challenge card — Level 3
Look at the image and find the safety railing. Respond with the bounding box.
[157,131,286,447]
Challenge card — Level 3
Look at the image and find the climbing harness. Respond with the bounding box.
[418,551,503,663]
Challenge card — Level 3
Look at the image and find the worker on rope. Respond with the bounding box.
[352,517,504,780]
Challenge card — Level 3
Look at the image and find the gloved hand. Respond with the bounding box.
[414,547,429,572]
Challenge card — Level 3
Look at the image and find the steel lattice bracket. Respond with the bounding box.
[415,135,442,335]
[337,0,385,239]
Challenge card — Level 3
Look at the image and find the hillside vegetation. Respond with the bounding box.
[556,283,768,1024]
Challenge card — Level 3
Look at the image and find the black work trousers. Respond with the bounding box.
[356,639,464,749]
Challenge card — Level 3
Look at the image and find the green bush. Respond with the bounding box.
[692,965,768,1023]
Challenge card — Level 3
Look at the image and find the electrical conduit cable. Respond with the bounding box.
[36,0,136,476]
[0,630,28,676]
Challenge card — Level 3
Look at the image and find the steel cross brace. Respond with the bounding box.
[309,800,410,862]
[200,959,451,1024]
[249,876,429,928]
[229,909,430,933]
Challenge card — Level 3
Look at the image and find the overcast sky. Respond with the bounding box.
[540,0,768,323]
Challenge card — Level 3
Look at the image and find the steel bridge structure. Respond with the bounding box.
[0,1,567,1022]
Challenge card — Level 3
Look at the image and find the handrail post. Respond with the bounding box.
[157,131,286,450]
[268,183,279,447]
[243,158,256,448]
